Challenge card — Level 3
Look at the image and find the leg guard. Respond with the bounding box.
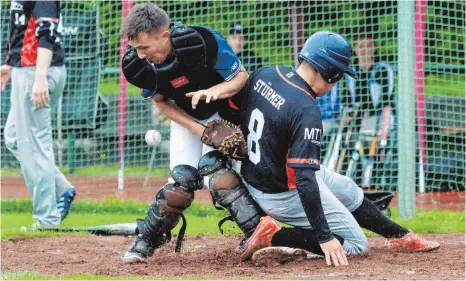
[131,165,203,257]
[210,168,264,237]
[199,151,264,237]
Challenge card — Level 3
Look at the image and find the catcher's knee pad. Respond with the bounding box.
[199,151,264,237]
[136,165,203,250]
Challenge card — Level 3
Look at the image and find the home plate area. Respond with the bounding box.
[1,233,464,279]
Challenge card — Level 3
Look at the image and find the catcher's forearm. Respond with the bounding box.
[208,66,248,100]
[153,99,204,137]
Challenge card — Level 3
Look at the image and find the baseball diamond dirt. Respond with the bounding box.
[1,234,464,279]
[1,175,465,279]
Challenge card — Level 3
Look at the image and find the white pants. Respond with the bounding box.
[247,165,368,256]
[168,113,220,184]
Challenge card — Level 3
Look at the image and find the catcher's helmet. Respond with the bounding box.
[299,31,357,83]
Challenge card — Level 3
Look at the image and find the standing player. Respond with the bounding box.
[345,33,395,187]
[120,3,248,263]
[1,0,76,228]
[225,31,439,266]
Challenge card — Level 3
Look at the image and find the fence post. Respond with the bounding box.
[397,0,416,218]
[415,0,427,193]
[118,0,133,193]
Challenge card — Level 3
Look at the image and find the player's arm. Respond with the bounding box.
[186,28,248,109]
[152,96,205,137]
[288,105,348,266]
[31,1,61,109]
[204,65,248,100]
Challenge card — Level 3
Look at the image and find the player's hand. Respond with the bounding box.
[186,90,221,109]
[320,238,348,267]
[1,65,12,92]
[32,75,50,110]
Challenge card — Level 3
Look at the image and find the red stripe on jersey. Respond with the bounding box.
[275,66,316,101]
[288,158,321,165]
[228,98,239,110]
[286,151,296,190]
[20,16,38,67]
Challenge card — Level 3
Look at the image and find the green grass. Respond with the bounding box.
[1,200,237,241]
[1,165,170,178]
[424,74,465,97]
[1,199,464,242]
[100,77,141,97]
[1,199,464,279]
[99,68,465,99]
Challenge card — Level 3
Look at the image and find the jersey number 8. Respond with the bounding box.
[247,108,264,164]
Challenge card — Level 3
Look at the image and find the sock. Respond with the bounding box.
[271,227,344,256]
[352,197,409,239]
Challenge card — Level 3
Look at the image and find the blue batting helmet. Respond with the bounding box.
[299,31,357,83]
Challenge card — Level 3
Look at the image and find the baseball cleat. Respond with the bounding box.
[57,187,76,221]
[251,247,308,266]
[122,234,155,264]
[123,251,148,264]
[385,232,440,252]
[239,216,282,261]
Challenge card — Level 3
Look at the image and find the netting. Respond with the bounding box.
[1,1,464,204]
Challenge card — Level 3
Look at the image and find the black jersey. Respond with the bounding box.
[234,65,323,194]
[6,1,64,67]
[146,27,241,120]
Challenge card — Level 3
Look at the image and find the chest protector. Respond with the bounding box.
[143,23,226,120]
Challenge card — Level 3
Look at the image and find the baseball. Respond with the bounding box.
[20,226,27,232]
[145,130,162,147]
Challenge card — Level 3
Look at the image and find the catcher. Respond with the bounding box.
[199,31,440,266]
[120,3,248,263]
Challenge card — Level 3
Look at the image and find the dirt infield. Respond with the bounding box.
[2,176,465,210]
[1,234,464,279]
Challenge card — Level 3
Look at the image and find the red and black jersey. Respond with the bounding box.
[6,0,64,67]
[232,65,323,194]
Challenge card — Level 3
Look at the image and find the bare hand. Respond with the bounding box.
[32,75,50,110]
[1,65,12,92]
[185,90,221,109]
[320,238,348,267]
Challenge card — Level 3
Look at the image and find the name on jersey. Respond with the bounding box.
[304,128,322,145]
[253,79,286,110]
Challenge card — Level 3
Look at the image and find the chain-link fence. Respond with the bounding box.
[1,1,464,204]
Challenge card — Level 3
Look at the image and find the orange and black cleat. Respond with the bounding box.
[239,216,282,261]
[386,232,440,252]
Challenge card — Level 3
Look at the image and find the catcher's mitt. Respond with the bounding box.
[201,120,248,160]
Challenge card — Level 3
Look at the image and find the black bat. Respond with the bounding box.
[21,223,137,236]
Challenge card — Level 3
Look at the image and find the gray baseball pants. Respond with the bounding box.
[247,165,368,256]
[4,66,73,226]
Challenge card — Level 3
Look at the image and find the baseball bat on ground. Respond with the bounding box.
[20,223,137,236]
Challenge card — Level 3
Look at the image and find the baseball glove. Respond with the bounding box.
[201,120,248,160]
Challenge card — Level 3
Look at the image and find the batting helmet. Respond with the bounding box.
[299,31,357,83]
